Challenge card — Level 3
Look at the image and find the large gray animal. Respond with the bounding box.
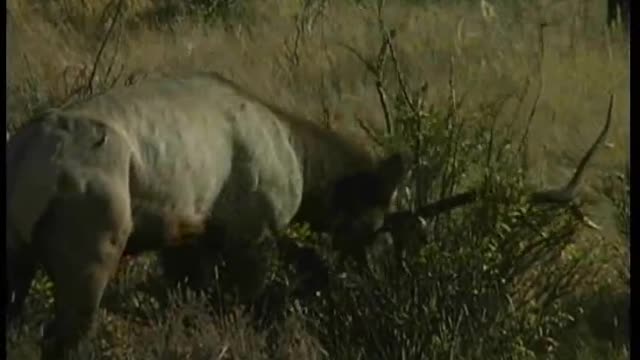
[6,73,406,359]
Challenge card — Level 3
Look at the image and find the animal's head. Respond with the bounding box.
[316,152,408,263]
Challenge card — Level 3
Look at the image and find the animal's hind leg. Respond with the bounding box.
[34,188,132,359]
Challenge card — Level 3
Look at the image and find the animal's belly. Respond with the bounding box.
[124,203,210,255]
[127,135,232,247]
[125,115,304,246]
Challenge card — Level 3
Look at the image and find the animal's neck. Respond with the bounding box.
[286,119,375,193]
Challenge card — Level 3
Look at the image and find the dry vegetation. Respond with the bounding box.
[6,0,629,359]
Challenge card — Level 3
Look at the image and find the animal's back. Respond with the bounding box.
[61,73,304,234]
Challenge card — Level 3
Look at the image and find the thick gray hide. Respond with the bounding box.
[83,75,304,240]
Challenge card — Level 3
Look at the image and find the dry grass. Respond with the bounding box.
[6,0,629,359]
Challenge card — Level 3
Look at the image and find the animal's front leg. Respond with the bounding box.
[40,240,120,360]
[34,190,132,359]
[222,229,275,303]
[6,237,37,325]
[39,232,128,360]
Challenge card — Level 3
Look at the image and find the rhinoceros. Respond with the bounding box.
[6,72,406,359]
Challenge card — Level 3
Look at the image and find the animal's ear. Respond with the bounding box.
[377,152,408,198]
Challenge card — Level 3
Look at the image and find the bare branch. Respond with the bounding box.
[385,29,417,114]
[414,190,478,219]
[529,93,614,204]
[87,0,125,96]
[335,37,393,136]
[381,190,479,228]
[516,77,542,155]
[375,82,393,136]
[383,94,614,230]
[335,42,377,75]
[517,22,546,171]
[356,116,385,149]
[374,38,393,136]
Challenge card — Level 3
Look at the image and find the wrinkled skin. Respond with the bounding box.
[6,72,406,359]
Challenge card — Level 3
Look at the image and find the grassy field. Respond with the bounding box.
[6,0,629,359]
